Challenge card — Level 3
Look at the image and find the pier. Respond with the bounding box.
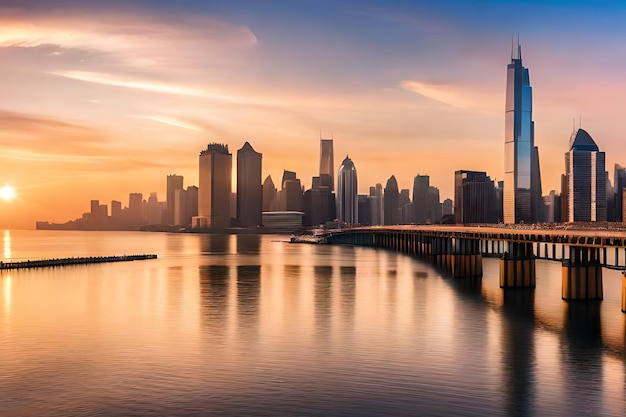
[0,254,157,270]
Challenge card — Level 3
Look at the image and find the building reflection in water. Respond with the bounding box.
[200,234,232,255]
[236,235,261,255]
[314,265,333,335]
[561,301,604,416]
[340,266,356,329]
[237,265,261,330]
[501,288,536,417]
[199,265,230,331]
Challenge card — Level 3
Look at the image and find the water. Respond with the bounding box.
[1,230,625,416]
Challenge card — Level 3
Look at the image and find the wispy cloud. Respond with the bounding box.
[133,115,204,132]
[0,6,257,73]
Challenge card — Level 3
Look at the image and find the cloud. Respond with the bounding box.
[400,80,474,109]
[0,4,257,74]
[133,115,204,132]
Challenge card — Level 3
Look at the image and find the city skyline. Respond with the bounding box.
[4,1,626,228]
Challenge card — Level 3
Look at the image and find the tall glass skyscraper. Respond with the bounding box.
[504,41,541,224]
[337,156,358,224]
[565,128,606,222]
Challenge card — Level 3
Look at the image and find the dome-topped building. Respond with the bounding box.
[565,128,606,222]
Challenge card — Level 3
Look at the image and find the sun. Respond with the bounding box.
[0,185,16,201]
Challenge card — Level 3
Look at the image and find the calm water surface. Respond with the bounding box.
[1,230,625,416]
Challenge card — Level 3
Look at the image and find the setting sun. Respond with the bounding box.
[0,185,16,201]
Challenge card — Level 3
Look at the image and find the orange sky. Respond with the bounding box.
[3,1,626,229]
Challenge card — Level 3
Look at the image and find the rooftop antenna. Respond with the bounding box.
[517,34,521,60]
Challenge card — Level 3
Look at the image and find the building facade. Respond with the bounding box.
[196,143,232,228]
[454,170,498,224]
[384,175,399,225]
[337,156,358,224]
[566,129,606,222]
[166,174,184,226]
[319,138,334,191]
[504,41,542,224]
[237,142,262,227]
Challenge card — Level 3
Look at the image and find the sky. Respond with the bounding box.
[2,0,626,229]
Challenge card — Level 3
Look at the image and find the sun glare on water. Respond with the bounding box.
[0,185,16,201]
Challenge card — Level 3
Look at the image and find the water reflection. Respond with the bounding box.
[200,234,231,255]
[3,230,10,260]
[340,267,356,329]
[501,289,536,417]
[237,265,261,323]
[314,265,333,335]
[236,235,261,255]
[199,265,230,326]
[561,301,604,416]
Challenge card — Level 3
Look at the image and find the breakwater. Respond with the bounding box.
[0,254,157,270]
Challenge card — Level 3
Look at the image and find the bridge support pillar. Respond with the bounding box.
[450,238,482,278]
[500,242,535,288]
[562,246,603,300]
[622,272,626,313]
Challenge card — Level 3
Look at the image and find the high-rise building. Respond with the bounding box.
[319,138,334,191]
[195,143,232,229]
[428,186,441,223]
[337,156,358,224]
[174,188,187,226]
[129,192,143,227]
[262,175,277,212]
[454,170,498,224]
[166,174,184,226]
[237,142,262,227]
[565,128,606,222]
[357,195,370,225]
[412,175,430,224]
[384,175,399,225]
[614,165,626,222]
[504,40,542,224]
[147,192,161,225]
[278,170,303,212]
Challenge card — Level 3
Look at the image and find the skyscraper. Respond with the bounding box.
[166,174,184,226]
[565,128,606,222]
[454,170,498,224]
[319,138,334,191]
[504,40,541,224]
[337,156,358,224]
[384,175,399,225]
[195,143,232,229]
[237,142,262,227]
[614,165,626,222]
[262,175,277,212]
[412,174,430,224]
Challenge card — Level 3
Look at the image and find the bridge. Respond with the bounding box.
[321,225,626,313]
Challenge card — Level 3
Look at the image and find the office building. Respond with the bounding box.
[384,175,399,225]
[454,170,498,224]
[166,174,184,226]
[237,142,262,227]
[319,138,334,191]
[412,175,430,224]
[613,166,626,220]
[504,40,542,224]
[565,128,606,222]
[263,175,278,212]
[337,156,358,224]
[195,143,232,229]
